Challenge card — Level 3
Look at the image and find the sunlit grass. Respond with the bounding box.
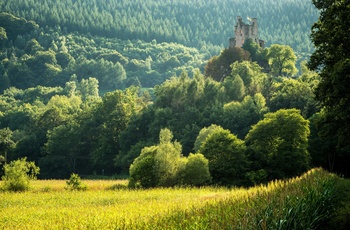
[28,179,128,192]
[0,168,341,229]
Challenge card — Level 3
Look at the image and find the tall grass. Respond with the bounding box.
[141,168,337,229]
[0,168,341,229]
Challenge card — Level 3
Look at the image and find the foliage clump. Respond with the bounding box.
[182,153,211,186]
[65,173,87,191]
[129,128,211,188]
[1,157,40,192]
[245,108,310,183]
[199,127,248,186]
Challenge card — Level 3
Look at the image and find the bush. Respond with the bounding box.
[1,157,40,192]
[65,173,87,191]
[200,128,248,186]
[129,145,158,188]
[129,155,158,188]
[129,128,211,188]
[182,153,211,186]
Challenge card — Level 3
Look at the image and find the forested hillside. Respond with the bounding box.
[2,0,347,187]
[0,0,319,91]
[0,12,206,91]
[0,0,318,54]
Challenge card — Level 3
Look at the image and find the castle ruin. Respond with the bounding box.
[229,16,265,48]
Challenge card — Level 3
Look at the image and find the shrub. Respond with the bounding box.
[129,128,210,188]
[129,146,158,188]
[65,173,87,191]
[182,153,211,186]
[200,128,248,186]
[1,157,40,192]
[129,155,158,188]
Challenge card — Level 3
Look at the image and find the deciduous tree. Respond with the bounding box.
[245,109,310,180]
[0,128,15,163]
[267,44,297,77]
[200,127,247,186]
[308,0,350,176]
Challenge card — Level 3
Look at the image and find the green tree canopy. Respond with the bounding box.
[308,0,350,176]
[0,128,16,163]
[245,109,310,181]
[199,127,248,186]
[223,93,268,138]
[182,153,211,186]
[268,78,318,118]
[205,47,250,81]
[193,124,224,153]
[0,27,8,47]
[230,61,267,96]
[267,44,297,77]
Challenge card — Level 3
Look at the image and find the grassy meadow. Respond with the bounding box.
[0,168,348,229]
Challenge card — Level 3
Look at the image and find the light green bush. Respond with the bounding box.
[65,173,87,191]
[1,157,40,192]
[129,128,211,188]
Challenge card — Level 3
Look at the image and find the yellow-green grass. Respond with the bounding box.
[29,179,129,192]
[0,168,344,229]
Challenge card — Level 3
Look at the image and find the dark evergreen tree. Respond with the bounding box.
[308,0,350,176]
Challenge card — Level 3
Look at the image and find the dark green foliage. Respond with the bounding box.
[222,94,268,139]
[308,0,350,176]
[129,146,158,188]
[0,0,318,54]
[182,153,211,186]
[242,38,269,70]
[245,109,310,182]
[329,177,350,229]
[268,77,318,118]
[0,12,38,41]
[193,124,223,153]
[199,127,248,186]
[205,47,250,81]
[0,128,15,163]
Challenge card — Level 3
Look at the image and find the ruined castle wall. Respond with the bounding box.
[230,17,263,48]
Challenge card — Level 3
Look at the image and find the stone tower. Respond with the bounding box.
[229,16,264,48]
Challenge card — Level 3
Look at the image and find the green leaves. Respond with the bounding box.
[245,109,310,180]
[1,157,40,191]
[0,127,16,162]
[267,44,297,77]
[308,0,350,175]
[199,127,247,186]
[129,128,210,188]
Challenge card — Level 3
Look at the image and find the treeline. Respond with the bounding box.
[0,50,325,184]
[0,0,318,54]
[0,13,206,92]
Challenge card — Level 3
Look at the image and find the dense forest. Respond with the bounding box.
[0,0,349,188]
[0,0,318,55]
[0,0,319,91]
[0,12,206,90]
